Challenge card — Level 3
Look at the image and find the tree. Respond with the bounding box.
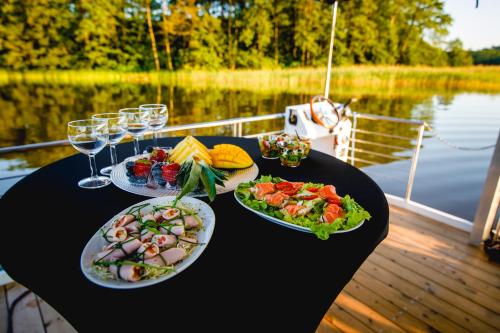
[146,0,160,71]
[447,39,472,66]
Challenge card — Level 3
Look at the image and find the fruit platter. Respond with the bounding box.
[235,175,371,240]
[111,136,259,200]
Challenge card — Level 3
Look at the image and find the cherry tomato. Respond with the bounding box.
[307,187,319,192]
[275,182,293,190]
[301,195,318,200]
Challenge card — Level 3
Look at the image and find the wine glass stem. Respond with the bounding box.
[88,154,98,179]
[133,137,140,155]
[153,130,159,147]
[109,144,118,166]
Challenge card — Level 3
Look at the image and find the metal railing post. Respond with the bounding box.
[405,124,425,202]
[350,112,357,166]
[232,123,238,137]
[470,131,500,246]
[237,122,243,137]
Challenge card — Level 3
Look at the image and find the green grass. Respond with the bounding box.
[1,66,500,94]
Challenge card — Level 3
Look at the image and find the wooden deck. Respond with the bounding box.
[1,205,499,333]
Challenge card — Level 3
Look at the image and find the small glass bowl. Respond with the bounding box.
[258,134,281,159]
[279,146,303,167]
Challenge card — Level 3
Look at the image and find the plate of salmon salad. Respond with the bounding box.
[81,196,215,289]
[234,175,371,240]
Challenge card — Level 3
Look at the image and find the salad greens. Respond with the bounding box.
[235,175,371,240]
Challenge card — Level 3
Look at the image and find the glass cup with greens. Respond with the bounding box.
[140,104,168,147]
[92,113,126,176]
[257,134,281,159]
[67,119,111,189]
[279,144,303,168]
[119,107,150,156]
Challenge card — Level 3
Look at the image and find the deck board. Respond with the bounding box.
[319,206,500,333]
[5,283,45,333]
[1,286,8,333]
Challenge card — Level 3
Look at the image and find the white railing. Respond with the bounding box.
[1,112,497,240]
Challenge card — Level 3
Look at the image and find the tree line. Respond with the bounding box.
[0,0,475,71]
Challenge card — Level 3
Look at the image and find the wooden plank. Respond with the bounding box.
[374,242,500,314]
[334,292,406,333]
[390,215,488,261]
[5,283,45,333]
[316,318,343,333]
[37,296,77,333]
[388,221,500,277]
[325,302,377,333]
[387,229,500,286]
[361,255,498,333]
[381,236,500,299]
[342,279,437,333]
[390,206,470,243]
[1,286,8,333]
[368,249,500,328]
[353,269,469,333]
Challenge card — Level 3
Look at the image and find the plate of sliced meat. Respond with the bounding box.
[80,196,215,289]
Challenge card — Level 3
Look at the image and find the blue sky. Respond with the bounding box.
[445,0,500,50]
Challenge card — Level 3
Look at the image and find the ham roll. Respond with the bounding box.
[183,215,200,229]
[145,247,187,267]
[112,214,135,228]
[110,265,142,282]
[140,229,154,242]
[160,225,184,236]
[151,234,177,248]
[137,242,160,259]
[104,227,127,243]
[95,237,142,262]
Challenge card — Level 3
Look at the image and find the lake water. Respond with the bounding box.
[0,83,498,221]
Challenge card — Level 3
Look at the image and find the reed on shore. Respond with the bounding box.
[1,66,500,93]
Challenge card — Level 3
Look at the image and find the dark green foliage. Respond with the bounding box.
[0,0,471,70]
[472,46,500,65]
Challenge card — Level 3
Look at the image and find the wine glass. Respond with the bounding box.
[119,108,150,156]
[67,119,111,189]
[140,104,168,147]
[92,113,126,176]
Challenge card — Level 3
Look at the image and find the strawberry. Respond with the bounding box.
[150,148,168,162]
[133,159,151,177]
[162,163,180,183]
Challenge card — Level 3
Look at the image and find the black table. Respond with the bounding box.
[0,137,388,332]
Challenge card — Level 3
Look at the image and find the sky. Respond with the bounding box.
[444,0,500,50]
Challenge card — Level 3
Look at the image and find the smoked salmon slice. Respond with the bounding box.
[265,191,289,207]
[283,204,305,216]
[323,204,344,223]
[254,182,276,200]
[318,185,342,205]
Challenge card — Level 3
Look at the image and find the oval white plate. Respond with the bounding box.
[81,196,215,289]
[111,154,259,198]
[234,191,364,234]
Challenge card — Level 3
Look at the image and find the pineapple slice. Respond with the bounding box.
[210,144,253,169]
[170,136,212,165]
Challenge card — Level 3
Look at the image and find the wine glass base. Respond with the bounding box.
[78,176,111,189]
[100,166,113,176]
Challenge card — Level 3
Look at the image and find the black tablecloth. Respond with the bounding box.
[0,136,388,332]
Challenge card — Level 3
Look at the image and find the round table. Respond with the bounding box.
[0,136,388,332]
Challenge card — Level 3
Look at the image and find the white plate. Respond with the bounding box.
[111,154,259,198]
[80,196,215,289]
[234,191,364,234]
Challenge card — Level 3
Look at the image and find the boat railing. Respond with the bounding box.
[1,112,497,243]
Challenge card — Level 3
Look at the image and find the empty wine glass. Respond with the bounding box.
[67,119,111,189]
[119,108,150,156]
[140,104,168,147]
[92,113,126,176]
